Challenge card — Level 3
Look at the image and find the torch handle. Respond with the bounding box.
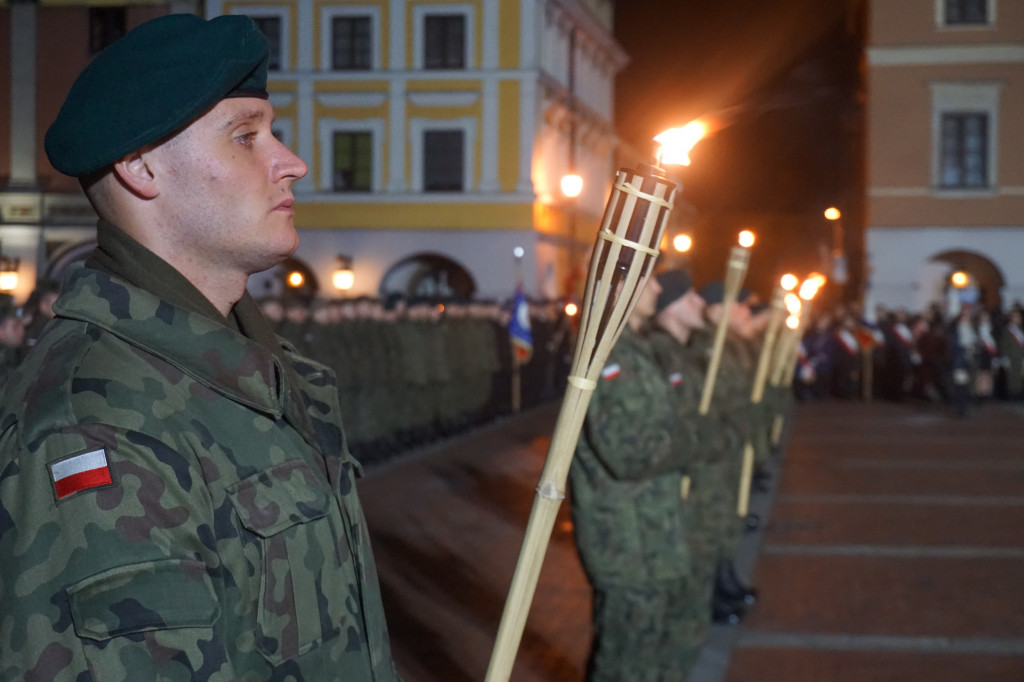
[484,383,590,682]
[737,441,756,516]
[699,246,750,415]
[750,287,787,404]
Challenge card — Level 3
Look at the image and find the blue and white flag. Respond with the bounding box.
[509,287,533,362]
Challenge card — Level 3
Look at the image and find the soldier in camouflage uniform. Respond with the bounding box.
[647,270,728,627]
[570,276,705,682]
[0,15,399,681]
[692,281,761,622]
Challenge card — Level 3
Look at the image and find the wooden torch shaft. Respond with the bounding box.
[699,246,751,415]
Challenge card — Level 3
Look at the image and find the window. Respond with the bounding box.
[251,16,282,70]
[423,130,464,192]
[944,0,989,25]
[424,14,465,69]
[89,7,125,53]
[332,16,372,70]
[940,113,988,188]
[333,132,373,192]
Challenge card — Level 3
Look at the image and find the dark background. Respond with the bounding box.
[612,0,866,303]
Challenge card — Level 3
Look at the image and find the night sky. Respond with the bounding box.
[612,0,865,295]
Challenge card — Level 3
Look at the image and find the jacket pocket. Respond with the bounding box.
[227,459,337,665]
[68,558,222,678]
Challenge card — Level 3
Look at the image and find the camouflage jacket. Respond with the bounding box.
[0,266,399,681]
[569,326,692,586]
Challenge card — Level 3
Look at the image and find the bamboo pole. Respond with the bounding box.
[698,244,752,415]
[484,165,676,682]
[737,286,787,516]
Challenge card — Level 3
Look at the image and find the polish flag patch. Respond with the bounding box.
[668,372,684,387]
[601,363,622,380]
[50,449,113,500]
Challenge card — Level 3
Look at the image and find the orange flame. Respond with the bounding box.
[654,120,709,166]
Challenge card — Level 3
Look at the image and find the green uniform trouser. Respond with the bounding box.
[587,578,707,682]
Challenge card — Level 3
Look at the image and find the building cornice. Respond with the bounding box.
[868,44,1024,66]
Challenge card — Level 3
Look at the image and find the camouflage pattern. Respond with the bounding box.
[0,265,400,681]
[570,325,703,681]
[586,578,706,682]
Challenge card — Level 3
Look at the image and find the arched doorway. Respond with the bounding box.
[929,249,1005,310]
[380,252,476,301]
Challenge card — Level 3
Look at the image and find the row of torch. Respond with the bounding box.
[485,161,827,681]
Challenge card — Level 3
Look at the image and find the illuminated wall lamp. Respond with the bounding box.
[333,255,354,292]
[0,246,19,292]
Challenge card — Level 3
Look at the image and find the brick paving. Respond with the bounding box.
[358,399,1024,681]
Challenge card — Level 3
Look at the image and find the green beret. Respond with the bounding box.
[45,14,269,178]
[699,281,751,306]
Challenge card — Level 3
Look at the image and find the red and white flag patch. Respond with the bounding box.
[50,449,113,500]
[601,363,622,380]
[668,372,684,387]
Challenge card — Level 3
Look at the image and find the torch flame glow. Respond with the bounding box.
[673,234,693,253]
[565,301,579,317]
[738,230,755,248]
[786,315,800,330]
[798,279,820,301]
[654,121,709,166]
[784,293,802,315]
[780,274,798,291]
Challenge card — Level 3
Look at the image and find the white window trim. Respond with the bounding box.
[319,5,380,71]
[412,4,475,70]
[233,5,291,71]
[935,0,996,29]
[930,82,1001,193]
[410,117,476,193]
[317,118,385,193]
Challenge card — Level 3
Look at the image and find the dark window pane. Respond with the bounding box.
[945,0,988,24]
[424,15,465,69]
[423,130,464,192]
[940,112,988,188]
[333,132,373,192]
[89,7,125,54]
[332,16,372,70]
[252,17,282,71]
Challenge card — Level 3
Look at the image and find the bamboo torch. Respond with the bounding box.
[736,280,789,516]
[484,164,677,682]
[698,230,755,415]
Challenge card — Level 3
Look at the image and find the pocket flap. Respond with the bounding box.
[68,559,218,641]
[227,459,331,537]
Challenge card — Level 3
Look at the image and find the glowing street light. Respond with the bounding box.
[561,173,583,198]
[673,234,693,253]
[951,271,969,288]
[287,271,304,288]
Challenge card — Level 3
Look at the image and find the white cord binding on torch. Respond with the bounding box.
[567,376,597,391]
[613,181,675,210]
[536,482,565,500]
[598,230,660,257]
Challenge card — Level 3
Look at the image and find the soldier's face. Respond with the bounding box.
[633,277,662,320]
[150,98,308,278]
[665,288,705,330]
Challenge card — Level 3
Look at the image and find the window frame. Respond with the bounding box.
[317,119,385,193]
[936,0,996,28]
[410,118,476,193]
[321,5,380,71]
[413,4,474,71]
[930,82,1001,195]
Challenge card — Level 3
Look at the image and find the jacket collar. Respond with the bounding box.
[55,264,286,417]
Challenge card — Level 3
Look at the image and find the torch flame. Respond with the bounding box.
[738,230,755,248]
[784,293,802,315]
[798,279,819,301]
[780,273,798,291]
[654,121,709,166]
[673,234,693,253]
[786,315,800,330]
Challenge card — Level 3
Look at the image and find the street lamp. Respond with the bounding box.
[333,255,354,292]
[824,207,846,285]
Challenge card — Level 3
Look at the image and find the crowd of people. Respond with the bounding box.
[795,299,1024,416]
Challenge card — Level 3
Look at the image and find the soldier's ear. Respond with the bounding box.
[111,149,159,200]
